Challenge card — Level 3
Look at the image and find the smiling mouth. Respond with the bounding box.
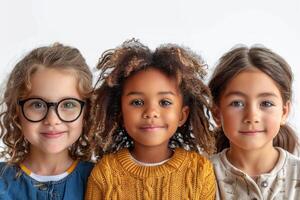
[239,130,265,135]
[41,131,65,138]
[139,125,165,132]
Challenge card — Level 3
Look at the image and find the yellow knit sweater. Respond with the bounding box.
[85,148,216,200]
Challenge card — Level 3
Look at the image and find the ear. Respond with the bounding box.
[280,100,291,125]
[212,104,222,127]
[178,106,189,127]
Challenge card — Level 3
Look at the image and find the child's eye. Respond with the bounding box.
[29,101,46,110]
[130,99,144,107]
[159,99,172,107]
[229,100,244,107]
[61,101,77,109]
[260,101,274,108]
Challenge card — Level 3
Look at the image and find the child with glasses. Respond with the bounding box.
[0,43,94,200]
[85,39,216,199]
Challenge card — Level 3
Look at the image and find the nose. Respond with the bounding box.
[43,107,62,125]
[243,105,260,124]
[142,105,159,119]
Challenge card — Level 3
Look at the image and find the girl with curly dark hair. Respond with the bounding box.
[86,39,216,199]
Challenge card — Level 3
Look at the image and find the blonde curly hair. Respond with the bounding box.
[0,43,93,164]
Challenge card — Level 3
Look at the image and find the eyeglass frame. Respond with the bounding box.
[18,97,86,123]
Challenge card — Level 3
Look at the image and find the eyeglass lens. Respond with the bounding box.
[22,98,83,122]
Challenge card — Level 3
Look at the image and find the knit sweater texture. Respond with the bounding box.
[85,148,216,200]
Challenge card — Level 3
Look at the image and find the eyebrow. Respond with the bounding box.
[224,91,279,98]
[125,91,176,96]
[25,95,82,101]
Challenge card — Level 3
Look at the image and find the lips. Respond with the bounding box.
[41,131,65,138]
[139,125,165,132]
[239,130,265,136]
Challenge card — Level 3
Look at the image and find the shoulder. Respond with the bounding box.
[95,151,119,166]
[210,152,222,162]
[180,149,213,172]
[281,148,300,167]
[0,162,18,178]
[0,163,25,198]
[76,161,94,171]
[181,150,216,196]
[274,148,300,184]
[0,162,8,170]
[88,152,121,186]
[210,149,228,169]
[91,152,120,175]
[75,161,94,176]
[63,161,95,185]
[186,150,211,163]
[291,136,300,157]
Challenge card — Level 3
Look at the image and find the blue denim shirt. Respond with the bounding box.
[0,161,94,200]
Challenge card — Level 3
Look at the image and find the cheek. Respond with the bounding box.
[264,114,282,130]
[164,109,185,130]
[67,119,84,141]
[121,102,132,120]
[165,110,181,122]
[20,115,33,131]
[119,107,136,130]
[220,109,240,124]
[71,116,84,130]
[121,109,138,130]
[20,120,39,140]
[72,120,83,130]
[121,102,141,121]
[220,111,241,136]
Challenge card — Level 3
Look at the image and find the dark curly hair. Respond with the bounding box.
[209,45,298,153]
[0,43,93,164]
[90,39,215,160]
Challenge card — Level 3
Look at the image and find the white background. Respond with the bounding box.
[1,0,299,138]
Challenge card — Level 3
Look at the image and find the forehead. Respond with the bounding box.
[223,67,282,97]
[27,67,81,100]
[122,68,180,95]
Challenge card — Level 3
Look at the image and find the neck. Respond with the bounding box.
[22,148,73,176]
[130,145,173,163]
[226,146,279,176]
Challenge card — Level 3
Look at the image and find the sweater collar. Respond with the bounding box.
[219,147,287,177]
[117,148,187,178]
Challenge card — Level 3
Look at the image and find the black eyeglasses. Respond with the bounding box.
[18,98,85,123]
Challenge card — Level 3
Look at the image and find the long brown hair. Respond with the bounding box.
[90,39,215,160]
[209,45,298,153]
[0,43,93,164]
